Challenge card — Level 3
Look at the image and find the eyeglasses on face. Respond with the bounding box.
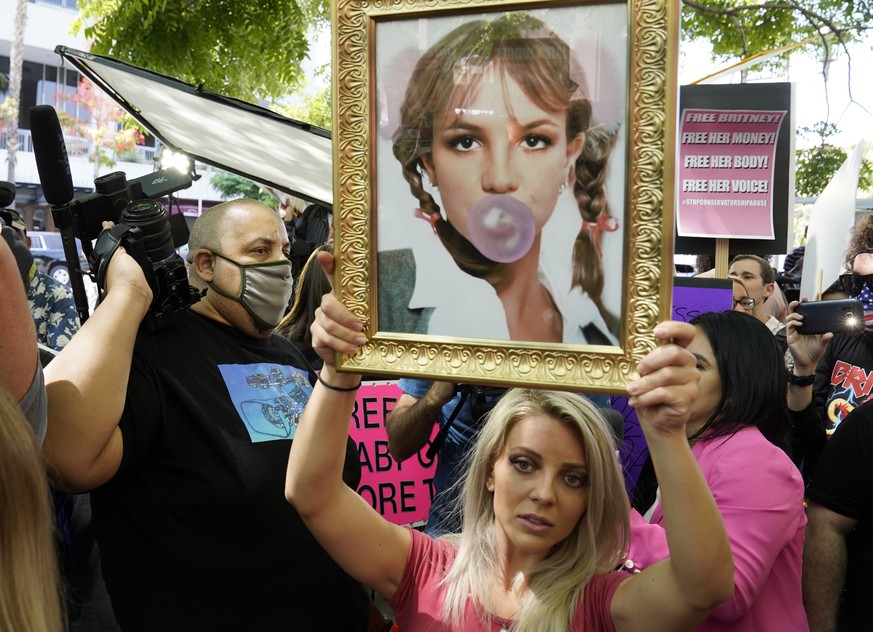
[733,297,756,310]
[839,273,873,296]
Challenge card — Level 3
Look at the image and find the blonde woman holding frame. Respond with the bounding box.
[286,253,733,632]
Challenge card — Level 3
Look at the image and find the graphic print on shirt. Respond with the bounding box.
[826,360,873,434]
[218,363,313,442]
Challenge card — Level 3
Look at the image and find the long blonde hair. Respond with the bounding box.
[0,386,64,632]
[440,389,628,631]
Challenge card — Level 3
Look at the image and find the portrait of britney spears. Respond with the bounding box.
[376,7,627,345]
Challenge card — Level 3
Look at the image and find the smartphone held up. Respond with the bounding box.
[795,299,864,335]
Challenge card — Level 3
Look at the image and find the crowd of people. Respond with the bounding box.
[1,13,872,632]
[2,193,872,631]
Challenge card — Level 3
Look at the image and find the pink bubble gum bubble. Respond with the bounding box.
[466,195,536,263]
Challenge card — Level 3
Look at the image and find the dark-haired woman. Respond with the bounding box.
[629,311,807,632]
[278,244,332,369]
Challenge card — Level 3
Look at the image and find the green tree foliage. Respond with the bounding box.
[795,123,873,197]
[209,170,280,209]
[682,1,873,65]
[73,0,330,102]
[279,87,332,130]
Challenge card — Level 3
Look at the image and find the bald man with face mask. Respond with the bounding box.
[42,199,369,631]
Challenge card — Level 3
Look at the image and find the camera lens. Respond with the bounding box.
[120,199,176,264]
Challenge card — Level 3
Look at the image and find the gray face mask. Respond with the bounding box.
[207,251,294,330]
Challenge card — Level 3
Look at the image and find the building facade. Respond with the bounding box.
[0,0,223,232]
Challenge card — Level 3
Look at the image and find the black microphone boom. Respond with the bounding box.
[30,105,89,323]
[30,105,75,206]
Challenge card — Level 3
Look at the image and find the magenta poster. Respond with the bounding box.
[677,108,786,239]
[348,381,438,526]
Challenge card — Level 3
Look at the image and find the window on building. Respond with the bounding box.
[32,0,81,10]
[0,56,85,128]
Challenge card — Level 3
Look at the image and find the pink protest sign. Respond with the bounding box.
[676,108,786,239]
[348,381,437,526]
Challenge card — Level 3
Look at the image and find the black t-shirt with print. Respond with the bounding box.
[92,311,366,631]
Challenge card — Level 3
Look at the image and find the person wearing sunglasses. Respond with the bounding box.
[784,216,873,485]
[793,227,873,631]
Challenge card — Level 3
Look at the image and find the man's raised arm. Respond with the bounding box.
[385,381,455,462]
[43,248,152,492]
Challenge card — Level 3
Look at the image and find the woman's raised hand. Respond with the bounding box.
[617,321,735,629]
[785,300,832,372]
[626,321,700,437]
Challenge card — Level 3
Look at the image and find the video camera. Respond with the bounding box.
[29,104,202,330]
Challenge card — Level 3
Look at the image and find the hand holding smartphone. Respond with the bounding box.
[795,299,864,335]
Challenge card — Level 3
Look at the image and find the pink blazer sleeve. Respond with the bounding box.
[627,429,806,621]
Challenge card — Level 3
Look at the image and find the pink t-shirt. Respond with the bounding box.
[388,528,627,631]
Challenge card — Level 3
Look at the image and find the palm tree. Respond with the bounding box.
[6,0,28,183]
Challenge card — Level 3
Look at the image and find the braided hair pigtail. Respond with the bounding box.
[392,103,502,281]
[394,150,501,280]
[571,124,620,336]
[392,105,441,220]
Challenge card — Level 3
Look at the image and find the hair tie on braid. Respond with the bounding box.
[581,214,619,258]
[414,207,441,234]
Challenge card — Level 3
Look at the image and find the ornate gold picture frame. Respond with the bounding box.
[332,0,678,392]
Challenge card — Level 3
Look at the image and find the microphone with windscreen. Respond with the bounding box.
[30,105,90,322]
[30,105,75,206]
